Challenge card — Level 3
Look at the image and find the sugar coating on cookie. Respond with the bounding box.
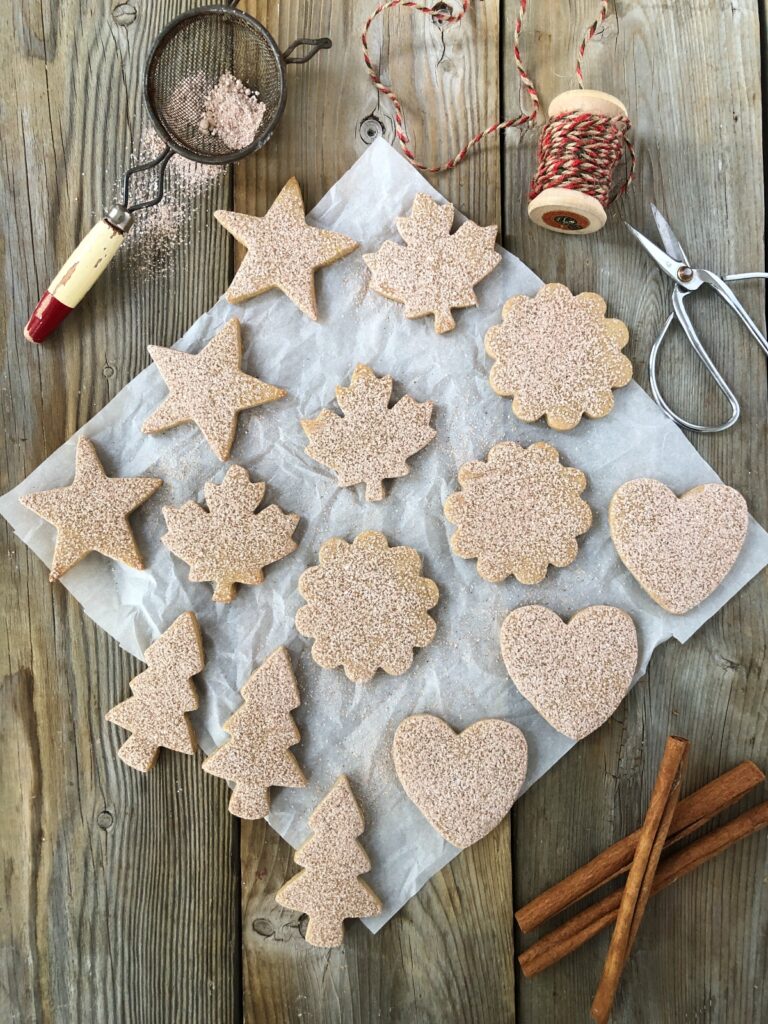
[485,283,632,430]
[363,193,501,334]
[201,647,305,819]
[275,775,382,947]
[19,436,162,581]
[609,478,748,615]
[162,464,299,603]
[143,318,285,461]
[214,177,358,319]
[105,611,204,772]
[500,605,637,740]
[444,441,592,584]
[301,363,436,501]
[295,530,439,683]
[392,714,528,848]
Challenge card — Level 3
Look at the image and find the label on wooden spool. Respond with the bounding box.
[528,90,627,236]
[529,188,607,234]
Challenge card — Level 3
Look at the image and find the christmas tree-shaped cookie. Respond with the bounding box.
[105,612,205,772]
[202,647,306,819]
[275,775,382,946]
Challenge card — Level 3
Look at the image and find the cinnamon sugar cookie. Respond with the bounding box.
[215,177,357,319]
[143,318,285,461]
[162,465,299,602]
[393,714,528,848]
[500,605,638,740]
[363,193,501,333]
[202,647,305,819]
[20,436,162,581]
[105,611,204,772]
[444,441,592,583]
[609,478,748,614]
[275,775,382,947]
[295,530,439,683]
[485,283,632,430]
[301,364,435,501]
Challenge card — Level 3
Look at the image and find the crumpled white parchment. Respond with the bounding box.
[2,139,767,932]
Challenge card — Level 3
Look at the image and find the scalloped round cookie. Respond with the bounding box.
[485,282,632,430]
[295,531,439,683]
[444,441,592,583]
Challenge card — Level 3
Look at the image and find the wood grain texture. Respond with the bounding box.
[237,2,515,1022]
[504,2,768,1022]
[1,3,238,1022]
[3,1,767,1022]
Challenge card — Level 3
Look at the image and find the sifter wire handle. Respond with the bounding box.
[24,144,175,343]
[283,38,332,64]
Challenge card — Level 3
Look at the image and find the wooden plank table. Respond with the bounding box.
[1,2,765,1021]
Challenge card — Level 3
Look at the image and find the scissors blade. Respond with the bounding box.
[650,204,689,265]
[624,222,688,284]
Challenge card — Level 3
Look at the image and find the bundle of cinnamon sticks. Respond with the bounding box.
[516,739,767,1021]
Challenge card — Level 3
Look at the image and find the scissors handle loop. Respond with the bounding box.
[649,273,767,434]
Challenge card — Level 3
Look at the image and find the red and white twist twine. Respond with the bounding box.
[528,110,635,208]
[361,0,539,173]
[361,0,635,206]
[575,0,609,87]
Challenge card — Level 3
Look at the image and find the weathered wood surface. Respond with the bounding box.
[1,1,766,1023]
[504,2,768,1023]
[0,3,238,1023]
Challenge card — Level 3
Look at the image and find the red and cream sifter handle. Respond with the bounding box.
[24,205,132,343]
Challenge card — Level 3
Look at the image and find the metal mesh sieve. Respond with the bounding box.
[145,5,287,163]
[120,3,331,212]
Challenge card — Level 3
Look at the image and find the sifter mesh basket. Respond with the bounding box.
[145,7,287,163]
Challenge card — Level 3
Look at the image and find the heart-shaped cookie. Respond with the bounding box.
[392,714,527,848]
[500,605,638,740]
[609,479,748,615]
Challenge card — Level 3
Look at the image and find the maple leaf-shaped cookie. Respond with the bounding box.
[301,364,436,501]
[485,283,632,430]
[214,177,358,320]
[363,193,501,334]
[444,441,592,584]
[162,465,299,603]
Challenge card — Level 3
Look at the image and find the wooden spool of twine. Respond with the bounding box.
[528,89,632,234]
[361,0,635,234]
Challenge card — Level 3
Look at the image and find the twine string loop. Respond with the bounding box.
[361,0,635,207]
[361,0,538,174]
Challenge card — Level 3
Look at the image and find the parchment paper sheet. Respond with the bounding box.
[3,139,767,932]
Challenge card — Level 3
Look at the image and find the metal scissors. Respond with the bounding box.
[625,205,768,432]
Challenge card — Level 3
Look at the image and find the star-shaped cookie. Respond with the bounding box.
[142,318,285,460]
[20,436,162,581]
[214,177,358,319]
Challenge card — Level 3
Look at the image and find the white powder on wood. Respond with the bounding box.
[118,126,226,279]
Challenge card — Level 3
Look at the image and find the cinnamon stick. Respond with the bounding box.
[515,759,764,933]
[590,735,688,1023]
[519,799,768,978]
